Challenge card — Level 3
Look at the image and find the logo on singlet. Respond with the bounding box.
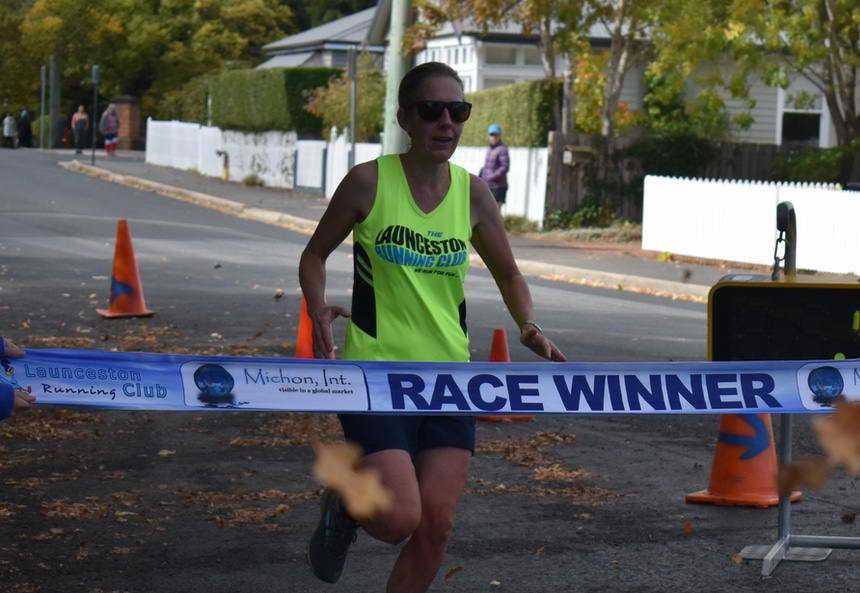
[374,225,468,269]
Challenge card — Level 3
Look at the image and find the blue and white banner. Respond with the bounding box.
[1,349,858,415]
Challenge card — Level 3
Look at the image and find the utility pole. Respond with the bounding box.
[382,0,412,155]
[91,65,99,165]
[348,47,357,169]
[49,54,62,148]
[39,65,46,149]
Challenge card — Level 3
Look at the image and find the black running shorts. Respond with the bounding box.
[337,414,476,457]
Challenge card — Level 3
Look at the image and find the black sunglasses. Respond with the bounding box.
[406,101,472,123]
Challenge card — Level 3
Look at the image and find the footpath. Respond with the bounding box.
[58,151,768,302]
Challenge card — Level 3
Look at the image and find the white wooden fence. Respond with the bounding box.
[642,176,860,275]
[146,121,859,275]
[145,119,298,187]
[145,119,548,226]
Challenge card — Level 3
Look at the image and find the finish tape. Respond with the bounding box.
[1,348,857,415]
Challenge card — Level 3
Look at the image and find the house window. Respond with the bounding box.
[485,45,517,64]
[782,113,820,146]
[779,85,824,148]
[524,46,543,66]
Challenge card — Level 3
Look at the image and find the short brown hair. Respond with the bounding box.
[398,62,464,108]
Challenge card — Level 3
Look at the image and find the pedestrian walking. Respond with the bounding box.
[3,112,16,148]
[299,61,565,592]
[16,111,32,148]
[98,104,120,156]
[71,105,89,154]
[480,123,510,210]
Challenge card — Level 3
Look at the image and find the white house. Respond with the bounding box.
[259,2,839,150]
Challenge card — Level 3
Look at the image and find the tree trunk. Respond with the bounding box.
[538,17,561,131]
[562,52,576,135]
[538,17,555,79]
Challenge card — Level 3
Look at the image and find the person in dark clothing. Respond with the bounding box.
[71,105,89,154]
[479,123,510,210]
[16,111,32,148]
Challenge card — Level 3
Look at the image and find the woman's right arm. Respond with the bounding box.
[298,161,377,359]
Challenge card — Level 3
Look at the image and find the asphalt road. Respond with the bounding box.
[1,149,859,593]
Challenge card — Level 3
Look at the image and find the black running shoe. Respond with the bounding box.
[307,489,359,583]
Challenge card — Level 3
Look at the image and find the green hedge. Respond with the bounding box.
[461,78,561,147]
[209,67,341,134]
[158,67,559,144]
[157,75,210,124]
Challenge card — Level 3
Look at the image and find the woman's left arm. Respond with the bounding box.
[469,176,566,361]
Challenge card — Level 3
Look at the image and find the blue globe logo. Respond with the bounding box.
[194,364,235,398]
[808,366,844,404]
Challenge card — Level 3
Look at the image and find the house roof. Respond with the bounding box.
[263,7,378,53]
[256,52,318,68]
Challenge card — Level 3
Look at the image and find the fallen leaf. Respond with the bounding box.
[776,457,832,497]
[683,522,693,534]
[312,442,392,520]
[814,400,860,476]
[731,553,743,564]
[444,566,463,580]
[157,450,176,457]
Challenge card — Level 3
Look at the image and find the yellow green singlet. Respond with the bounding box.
[342,154,472,362]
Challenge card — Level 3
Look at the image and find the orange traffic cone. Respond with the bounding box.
[296,296,314,359]
[686,413,801,508]
[296,296,333,359]
[97,219,155,318]
[478,328,534,422]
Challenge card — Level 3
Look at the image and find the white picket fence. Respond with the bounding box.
[146,121,860,275]
[145,119,548,226]
[642,176,860,275]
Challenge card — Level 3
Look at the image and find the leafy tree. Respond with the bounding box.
[410,0,598,134]
[0,3,39,112]
[17,0,296,122]
[303,52,385,141]
[646,0,756,137]
[753,0,860,179]
[409,0,666,138]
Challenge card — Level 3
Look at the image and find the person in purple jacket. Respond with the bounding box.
[480,123,510,210]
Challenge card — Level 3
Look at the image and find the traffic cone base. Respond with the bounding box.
[686,413,800,508]
[478,328,534,422]
[97,219,155,318]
